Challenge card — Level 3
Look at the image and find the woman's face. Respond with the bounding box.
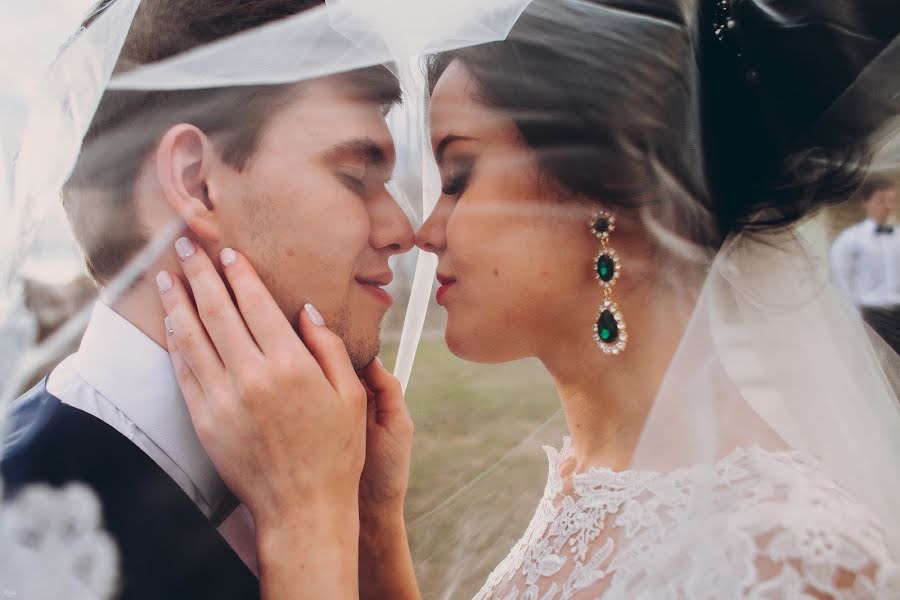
[416,59,609,363]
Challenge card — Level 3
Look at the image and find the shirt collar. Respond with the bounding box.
[74,301,229,512]
[865,218,895,231]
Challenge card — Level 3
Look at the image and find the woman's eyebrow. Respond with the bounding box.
[434,134,474,165]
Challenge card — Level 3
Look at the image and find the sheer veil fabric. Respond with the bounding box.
[1,0,899,598]
[411,1,900,596]
[0,1,528,596]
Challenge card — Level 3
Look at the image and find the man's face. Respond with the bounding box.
[864,187,898,224]
[214,78,414,368]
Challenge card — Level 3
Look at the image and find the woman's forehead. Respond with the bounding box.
[429,60,516,151]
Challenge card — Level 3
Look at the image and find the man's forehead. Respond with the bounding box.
[266,80,396,158]
[288,81,392,125]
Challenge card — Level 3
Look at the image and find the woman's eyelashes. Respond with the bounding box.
[441,160,474,197]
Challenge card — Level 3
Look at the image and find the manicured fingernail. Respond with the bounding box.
[374,357,383,367]
[165,316,173,334]
[221,247,237,267]
[304,303,325,326]
[156,271,173,293]
[175,237,195,260]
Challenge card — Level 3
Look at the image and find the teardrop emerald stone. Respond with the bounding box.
[597,310,619,343]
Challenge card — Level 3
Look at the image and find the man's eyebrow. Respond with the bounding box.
[324,138,391,168]
[434,134,473,166]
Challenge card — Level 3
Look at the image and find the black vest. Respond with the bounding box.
[2,379,260,600]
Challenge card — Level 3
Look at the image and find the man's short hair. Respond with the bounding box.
[858,174,897,202]
[64,0,401,283]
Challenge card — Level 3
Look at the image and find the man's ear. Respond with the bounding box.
[156,124,221,243]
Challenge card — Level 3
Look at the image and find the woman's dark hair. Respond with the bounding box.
[427,0,900,248]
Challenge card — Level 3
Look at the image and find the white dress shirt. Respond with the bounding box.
[830,218,900,308]
[47,301,258,575]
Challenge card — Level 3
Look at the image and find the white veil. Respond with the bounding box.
[1,3,139,595]
[404,0,900,596]
[1,0,899,598]
[0,1,529,596]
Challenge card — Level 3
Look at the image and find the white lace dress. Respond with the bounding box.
[474,438,900,599]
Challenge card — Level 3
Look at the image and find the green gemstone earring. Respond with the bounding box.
[590,210,627,354]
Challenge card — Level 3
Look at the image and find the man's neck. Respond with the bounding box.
[110,276,169,350]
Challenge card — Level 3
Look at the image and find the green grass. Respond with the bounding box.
[379,338,567,600]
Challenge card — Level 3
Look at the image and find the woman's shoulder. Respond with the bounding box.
[708,445,885,538]
[476,441,898,599]
[621,445,900,599]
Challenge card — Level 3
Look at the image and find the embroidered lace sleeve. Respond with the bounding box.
[474,440,899,599]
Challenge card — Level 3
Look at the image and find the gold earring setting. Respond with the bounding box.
[590,210,627,354]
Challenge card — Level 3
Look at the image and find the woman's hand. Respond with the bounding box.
[357,358,414,522]
[356,360,420,600]
[158,239,367,525]
[157,238,367,598]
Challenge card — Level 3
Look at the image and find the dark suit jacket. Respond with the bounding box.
[2,378,260,600]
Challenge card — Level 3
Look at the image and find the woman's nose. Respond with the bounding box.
[415,197,451,254]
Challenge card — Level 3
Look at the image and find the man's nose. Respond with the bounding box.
[371,193,415,255]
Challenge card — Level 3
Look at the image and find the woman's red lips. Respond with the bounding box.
[436,273,456,305]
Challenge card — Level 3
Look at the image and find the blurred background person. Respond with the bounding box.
[831,175,900,353]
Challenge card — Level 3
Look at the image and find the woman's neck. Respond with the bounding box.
[539,289,692,473]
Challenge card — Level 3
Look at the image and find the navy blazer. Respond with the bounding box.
[2,379,260,600]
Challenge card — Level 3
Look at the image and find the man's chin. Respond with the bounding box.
[335,323,382,370]
[347,335,381,371]
[323,305,383,369]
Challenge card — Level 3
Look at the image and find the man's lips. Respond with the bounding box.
[356,274,393,306]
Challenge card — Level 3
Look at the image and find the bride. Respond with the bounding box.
[157,0,900,597]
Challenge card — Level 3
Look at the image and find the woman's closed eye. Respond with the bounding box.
[441,161,474,197]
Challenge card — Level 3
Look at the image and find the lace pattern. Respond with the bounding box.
[475,438,899,599]
[0,483,119,600]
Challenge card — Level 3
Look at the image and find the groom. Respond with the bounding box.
[1,1,413,598]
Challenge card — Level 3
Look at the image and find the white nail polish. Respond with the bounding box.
[175,237,195,260]
[304,303,325,326]
[156,271,173,293]
[165,316,173,334]
[221,247,237,267]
